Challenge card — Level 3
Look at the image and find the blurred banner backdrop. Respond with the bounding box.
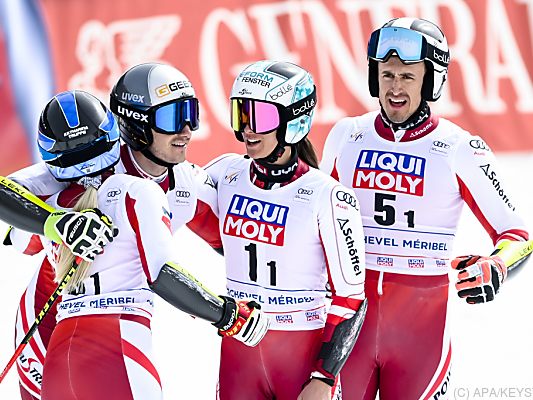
[0,0,532,174]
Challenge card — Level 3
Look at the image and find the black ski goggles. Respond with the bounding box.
[110,96,199,134]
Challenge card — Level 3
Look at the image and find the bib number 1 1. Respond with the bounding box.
[244,243,277,286]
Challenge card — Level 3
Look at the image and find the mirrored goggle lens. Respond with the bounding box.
[230,99,280,134]
[370,27,425,62]
[154,98,199,133]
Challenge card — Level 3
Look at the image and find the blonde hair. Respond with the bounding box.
[55,186,99,293]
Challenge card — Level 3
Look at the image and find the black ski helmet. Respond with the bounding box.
[37,90,120,181]
[109,63,198,151]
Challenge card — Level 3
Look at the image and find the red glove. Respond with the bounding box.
[451,255,507,304]
[214,296,269,346]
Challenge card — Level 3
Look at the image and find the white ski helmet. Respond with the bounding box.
[230,60,317,145]
[367,17,450,101]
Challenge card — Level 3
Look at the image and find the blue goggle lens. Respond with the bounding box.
[370,27,425,62]
[154,98,199,134]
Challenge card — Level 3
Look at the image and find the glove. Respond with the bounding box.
[214,296,270,346]
[451,255,507,304]
[44,208,119,262]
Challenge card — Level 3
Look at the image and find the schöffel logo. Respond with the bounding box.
[377,257,393,267]
[275,314,294,324]
[223,195,288,246]
[353,150,426,196]
[408,259,424,268]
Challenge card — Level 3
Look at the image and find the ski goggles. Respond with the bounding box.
[110,97,199,134]
[368,26,429,64]
[47,140,121,181]
[38,110,120,166]
[230,87,317,134]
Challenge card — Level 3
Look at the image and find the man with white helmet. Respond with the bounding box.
[320,17,530,399]
[2,63,223,399]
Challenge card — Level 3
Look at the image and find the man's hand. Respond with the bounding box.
[214,296,269,346]
[451,255,507,304]
[44,208,118,261]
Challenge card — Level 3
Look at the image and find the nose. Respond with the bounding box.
[391,75,403,94]
[243,124,253,134]
[178,125,192,135]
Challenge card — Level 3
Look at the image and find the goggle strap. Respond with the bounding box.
[109,97,150,125]
[283,86,317,123]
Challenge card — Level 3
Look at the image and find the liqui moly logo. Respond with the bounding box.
[353,150,426,196]
[223,195,288,246]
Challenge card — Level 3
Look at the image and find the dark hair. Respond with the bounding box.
[296,137,318,168]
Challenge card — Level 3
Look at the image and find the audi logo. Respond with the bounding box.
[175,190,191,198]
[432,140,450,149]
[107,189,121,198]
[298,188,313,195]
[469,139,491,151]
[336,190,358,208]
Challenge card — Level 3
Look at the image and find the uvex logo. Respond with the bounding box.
[292,99,315,116]
[117,105,148,123]
[121,92,145,103]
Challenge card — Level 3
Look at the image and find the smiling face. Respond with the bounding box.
[242,126,291,165]
[150,126,191,165]
[378,57,426,124]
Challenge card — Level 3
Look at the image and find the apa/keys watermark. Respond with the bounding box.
[454,387,533,399]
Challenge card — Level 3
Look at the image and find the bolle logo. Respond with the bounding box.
[121,92,145,103]
[223,195,288,246]
[269,84,292,100]
[336,218,362,276]
[433,49,449,64]
[117,105,148,123]
[156,80,192,97]
[292,99,315,116]
[353,150,426,196]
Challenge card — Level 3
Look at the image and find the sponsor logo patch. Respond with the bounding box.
[275,314,294,324]
[223,195,288,246]
[353,150,426,196]
[377,256,394,267]
[408,259,425,268]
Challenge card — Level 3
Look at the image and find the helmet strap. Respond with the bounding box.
[379,100,430,132]
[140,148,177,190]
[252,145,298,184]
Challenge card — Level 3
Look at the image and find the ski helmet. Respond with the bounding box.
[230,60,317,145]
[367,17,450,101]
[110,63,199,151]
[37,90,120,181]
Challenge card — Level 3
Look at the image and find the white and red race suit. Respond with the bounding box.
[206,154,366,399]
[320,111,528,400]
[7,144,221,399]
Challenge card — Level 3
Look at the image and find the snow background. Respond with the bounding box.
[0,153,532,399]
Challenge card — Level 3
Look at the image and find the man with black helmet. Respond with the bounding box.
[321,17,530,399]
[2,63,222,399]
